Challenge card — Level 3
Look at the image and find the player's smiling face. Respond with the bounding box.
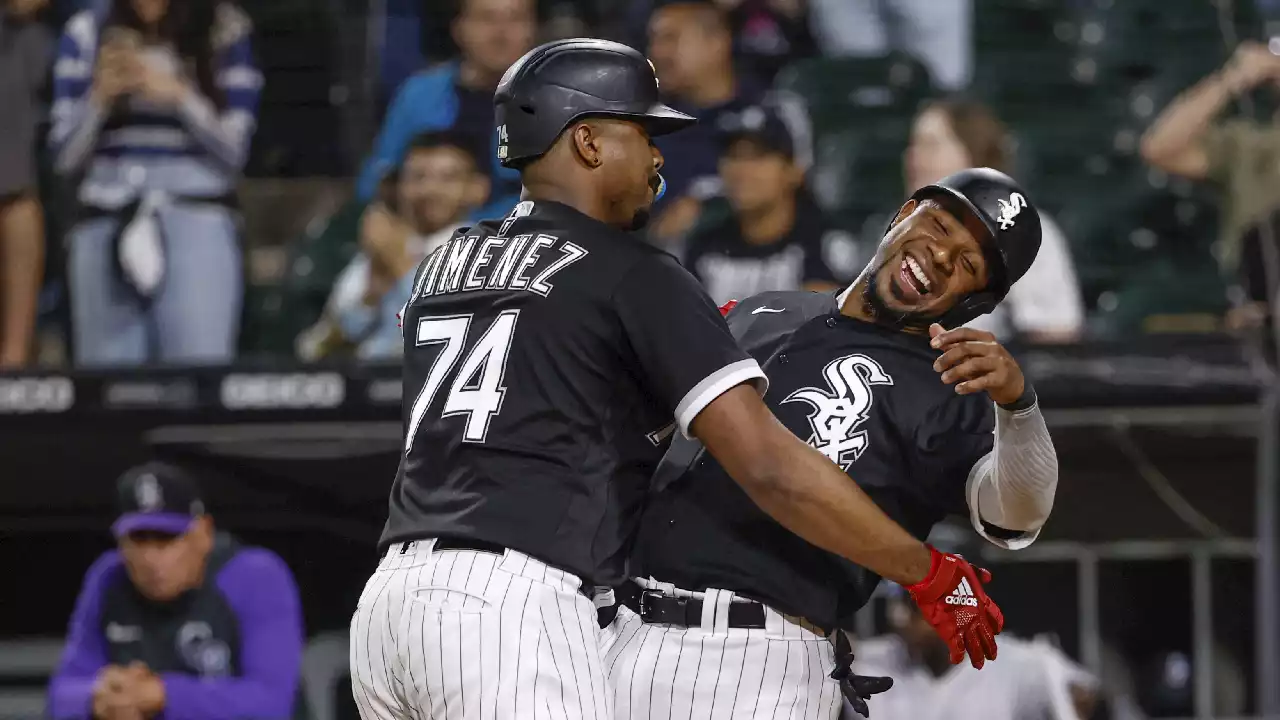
[872,198,990,316]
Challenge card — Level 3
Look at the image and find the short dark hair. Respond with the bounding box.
[652,0,730,33]
[376,131,488,210]
[404,130,489,172]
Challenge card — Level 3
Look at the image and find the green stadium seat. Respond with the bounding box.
[1090,258,1228,337]
[774,54,934,137]
[239,199,366,359]
[773,55,931,231]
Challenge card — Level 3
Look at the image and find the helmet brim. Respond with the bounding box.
[632,103,697,136]
[911,184,1010,295]
[912,185,997,245]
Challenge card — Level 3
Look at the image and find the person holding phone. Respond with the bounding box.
[49,0,261,367]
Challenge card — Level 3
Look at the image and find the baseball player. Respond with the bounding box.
[603,168,1059,719]
[350,39,1004,720]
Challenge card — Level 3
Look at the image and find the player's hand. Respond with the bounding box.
[929,324,1025,406]
[905,546,1004,669]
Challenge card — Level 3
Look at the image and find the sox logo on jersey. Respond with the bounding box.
[783,354,894,470]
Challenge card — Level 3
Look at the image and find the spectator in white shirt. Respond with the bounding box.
[906,99,1085,343]
[851,586,1100,720]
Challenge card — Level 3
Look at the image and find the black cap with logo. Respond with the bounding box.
[716,104,796,159]
[112,462,206,538]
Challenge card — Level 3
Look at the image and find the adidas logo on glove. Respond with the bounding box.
[944,578,980,607]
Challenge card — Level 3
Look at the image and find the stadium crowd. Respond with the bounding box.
[7,0,1272,371]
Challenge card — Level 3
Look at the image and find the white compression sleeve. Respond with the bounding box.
[965,401,1059,548]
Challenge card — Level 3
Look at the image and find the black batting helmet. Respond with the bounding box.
[494,38,697,168]
[905,167,1042,328]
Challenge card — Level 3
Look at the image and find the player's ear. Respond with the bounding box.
[890,199,918,230]
[570,122,603,169]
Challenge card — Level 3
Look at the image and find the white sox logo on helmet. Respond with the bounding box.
[996,192,1027,230]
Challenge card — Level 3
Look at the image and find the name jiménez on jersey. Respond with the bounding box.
[411,229,588,300]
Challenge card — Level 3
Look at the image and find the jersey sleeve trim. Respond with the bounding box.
[964,452,1042,550]
[674,358,768,438]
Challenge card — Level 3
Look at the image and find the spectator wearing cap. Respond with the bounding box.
[682,103,860,305]
[298,130,491,361]
[48,463,305,720]
[645,0,770,243]
[354,0,533,221]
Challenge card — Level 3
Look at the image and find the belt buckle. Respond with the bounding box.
[638,590,664,622]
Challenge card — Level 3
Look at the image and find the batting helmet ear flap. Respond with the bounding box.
[935,292,999,330]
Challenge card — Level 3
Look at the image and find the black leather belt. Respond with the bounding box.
[405,537,593,599]
[426,536,508,554]
[618,580,766,629]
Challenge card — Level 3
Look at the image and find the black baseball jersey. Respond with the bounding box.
[632,290,997,631]
[682,196,861,306]
[380,200,765,586]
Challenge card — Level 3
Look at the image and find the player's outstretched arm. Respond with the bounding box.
[692,384,929,582]
[692,384,1004,668]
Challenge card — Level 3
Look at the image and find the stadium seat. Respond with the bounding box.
[239,199,366,359]
[1064,165,1223,330]
[773,55,931,229]
[0,638,63,720]
[302,632,350,720]
[773,54,934,137]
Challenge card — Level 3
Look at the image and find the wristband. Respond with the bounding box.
[905,544,943,594]
[998,383,1038,413]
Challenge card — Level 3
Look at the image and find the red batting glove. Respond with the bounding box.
[905,545,1005,669]
[719,300,738,317]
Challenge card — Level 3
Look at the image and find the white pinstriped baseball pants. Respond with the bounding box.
[600,580,843,720]
[350,539,610,720]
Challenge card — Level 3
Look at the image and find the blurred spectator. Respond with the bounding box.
[298,131,490,361]
[50,0,261,367]
[684,103,858,305]
[622,0,815,84]
[716,0,816,83]
[48,462,304,720]
[647,0,766,243]
[905,99,1084,343]
[1141,41,1280,329]
[0,0,52,368]
[355,0,532,220]
[850,587,1099,720]
[808,0,972,90]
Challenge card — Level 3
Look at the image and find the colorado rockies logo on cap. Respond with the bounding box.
[135,474,162,511]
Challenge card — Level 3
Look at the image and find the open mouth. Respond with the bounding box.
[896,252,933,301]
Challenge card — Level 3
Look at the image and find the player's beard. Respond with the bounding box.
[627,207,652,232]
[863,271,940,332]
[625,173,665,232]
